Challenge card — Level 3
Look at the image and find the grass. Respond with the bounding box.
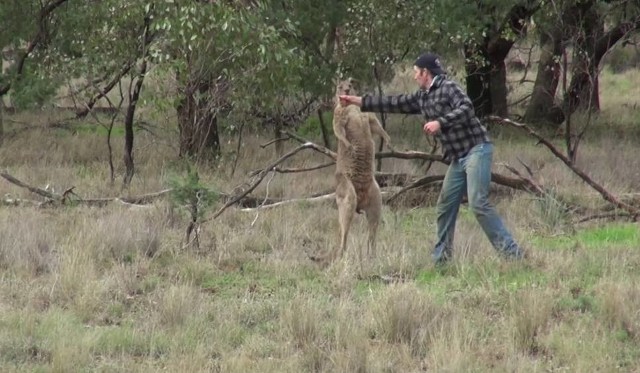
[1,68,640,372]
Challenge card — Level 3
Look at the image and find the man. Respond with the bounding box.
[339,52,525,264]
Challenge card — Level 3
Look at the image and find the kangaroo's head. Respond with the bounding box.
[334,77,358,107]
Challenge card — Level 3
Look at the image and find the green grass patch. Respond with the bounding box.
[416,261,547,295]
[94,324,170,358]
[578,223,638,248]
[531,223,639,251]
[197,261,327,299]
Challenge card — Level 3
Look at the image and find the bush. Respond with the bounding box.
[296,111,332,139]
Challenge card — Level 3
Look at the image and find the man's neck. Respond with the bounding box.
[428,74,443,90]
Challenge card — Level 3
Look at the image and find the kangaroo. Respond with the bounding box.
[322,78,394,263]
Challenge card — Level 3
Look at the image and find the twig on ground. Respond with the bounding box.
[575,212,634,224]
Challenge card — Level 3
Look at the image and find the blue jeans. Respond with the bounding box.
[432,142,523,263]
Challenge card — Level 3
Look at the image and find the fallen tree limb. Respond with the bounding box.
[1,197,46,207]
[71,189,173,207]
[575,212,634,224]
[249,162,334,177]
[1,171,172,207]
[387,175,444,203]
[376,150,444,162]
[279,130,543,193]
[281,129,448,164]
[210,143,325,219]
[1,171,59,200]
[239,188,403,212]
[280,130,337,160]
[487,116,640,220]
[240,192,336,211]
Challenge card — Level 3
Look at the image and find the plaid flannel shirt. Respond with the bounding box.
[361,75,490,161]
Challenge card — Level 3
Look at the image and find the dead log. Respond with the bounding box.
[1,171,172,207]
[0,171,58,200]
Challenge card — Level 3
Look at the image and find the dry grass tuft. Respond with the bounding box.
[156,284,203,329]
[596,281,640,340]
[281,294,324,349]
[372,284,448,357]
[0,211,58,276]
[510,289,554,354]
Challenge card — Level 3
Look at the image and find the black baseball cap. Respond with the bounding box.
[414,52,446,75]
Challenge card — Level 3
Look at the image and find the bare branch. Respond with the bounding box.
[279,130,337,160]
[209,143,324,219]
[249,162,334,176]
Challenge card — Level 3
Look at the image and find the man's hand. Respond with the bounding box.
[339,95,362,107]
[423,120,441,135]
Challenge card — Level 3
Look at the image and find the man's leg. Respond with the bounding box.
[465,143,523,258]
[433,160,467,264]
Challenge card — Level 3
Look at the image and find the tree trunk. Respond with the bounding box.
[489,59,508,117]
[465,45,493,118]
[0,99,4,147]
[177,77,221,161]
[465,42,512,118]
[464,4,537,118]
[274,120,284,157]
[559,0,632,115]
[524,30,563,125]
[122,60,147,188]
[317,109,331,149]
[566,7,603,113]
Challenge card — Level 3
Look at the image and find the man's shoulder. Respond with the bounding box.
[438,77,462,89]
[435,77,467,97]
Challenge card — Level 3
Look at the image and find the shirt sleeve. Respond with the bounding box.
[361,91,422,114]
[436,81,476,129]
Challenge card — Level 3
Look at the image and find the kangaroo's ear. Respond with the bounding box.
[348,77,359,90]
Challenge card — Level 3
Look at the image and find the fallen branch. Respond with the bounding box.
[575,212,634,224]
[249,162,334,176]
[281,129,449,164]
[73,189,173,207]
[239,188,402,212]
[1,171,59,200]
[210,143,324,219]
[1,171,172,207]
[240,192,336,211]
[387,175,444,203]
[488,116,640,220]
[279,130,337,160]
[376,150,444,162]
[498,162,545,197]
[1,197,45,207]
[279,130,545,193]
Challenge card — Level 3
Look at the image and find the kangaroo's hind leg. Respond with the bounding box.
[332,172,357,262]
[362,180,383,259]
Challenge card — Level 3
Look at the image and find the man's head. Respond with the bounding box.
[413,52,445,89]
